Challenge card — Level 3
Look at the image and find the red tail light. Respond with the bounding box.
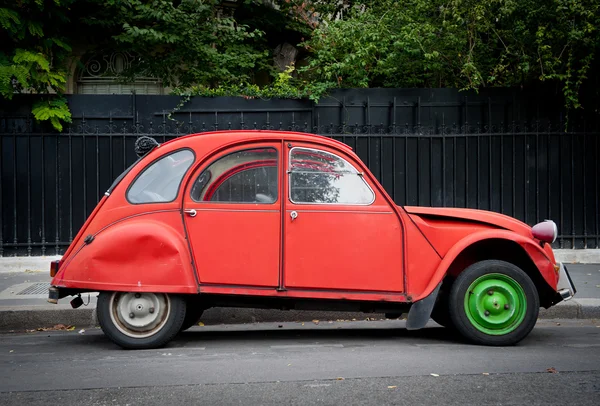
[50,260,60,277]
[532,220,558,243]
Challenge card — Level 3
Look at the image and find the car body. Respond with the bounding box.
[48,130,576,349]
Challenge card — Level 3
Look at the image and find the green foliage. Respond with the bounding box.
[0,1,75,131]
[31,97,72,132]
[300,0,600,110]
[173,66,325,100]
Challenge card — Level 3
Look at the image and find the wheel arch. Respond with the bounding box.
[414,231,558,308]
[53,213,198,294]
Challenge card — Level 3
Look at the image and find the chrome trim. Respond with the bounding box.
[287,210,393,215]
[187,208,279,213]
[556,262,576,301]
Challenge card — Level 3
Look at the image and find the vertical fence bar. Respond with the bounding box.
[41,134,46,255]
[26,129,31,255]
[559,129,564,248]
[535,121,539,223]
[582,126,587,247]
[571,130,575,247]
[96,132,100,203]
[511,122,516,218]
[68,131,73,242]
[441,114,446,207]
[547,125,551,230]
[366,98,371,167]
[488,99,492,211]
[13,129,17,256]
[55,133,60,255]
[83,131,87,220]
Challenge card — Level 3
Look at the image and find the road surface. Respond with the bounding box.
[1,319,599,405]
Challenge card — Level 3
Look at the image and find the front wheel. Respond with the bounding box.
[449,260,539,346]
[97,291,186,349]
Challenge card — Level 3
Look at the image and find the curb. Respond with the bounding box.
[1,299,598,332]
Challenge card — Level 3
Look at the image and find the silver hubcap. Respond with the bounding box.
[109,292,170,338]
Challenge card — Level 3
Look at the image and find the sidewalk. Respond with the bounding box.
[0,257,599,332]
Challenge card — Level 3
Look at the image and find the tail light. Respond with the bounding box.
[50,260,60,277]
[532,220,558,244]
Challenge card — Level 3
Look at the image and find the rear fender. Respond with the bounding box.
[52,213,197,294]
[413,230,557,301]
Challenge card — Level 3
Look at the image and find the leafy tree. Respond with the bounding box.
[0,0,74,131]
[299,0,600,111]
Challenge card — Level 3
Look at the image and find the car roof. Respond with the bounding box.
[159,130,353,152]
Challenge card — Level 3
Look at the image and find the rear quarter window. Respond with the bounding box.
[127,149,195,204]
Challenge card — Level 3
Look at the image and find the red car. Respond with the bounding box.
[48,130,576,349]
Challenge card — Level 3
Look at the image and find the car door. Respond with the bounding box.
[183,144,281,287]
[283,143,404,292]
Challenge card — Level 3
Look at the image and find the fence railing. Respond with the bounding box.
[1,91,599,256]
[1,120,598,256]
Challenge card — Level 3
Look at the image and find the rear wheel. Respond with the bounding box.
[449,260,539,346]
[97,291,186,349]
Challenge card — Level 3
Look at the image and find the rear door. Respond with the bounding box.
[183,144,281,287]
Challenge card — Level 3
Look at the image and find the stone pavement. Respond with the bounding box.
[0,256,599,332]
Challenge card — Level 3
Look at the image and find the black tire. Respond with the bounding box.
[180,304,205,332]
[448,260,539,346]
[431,294,453,329]
[97,291,186,349]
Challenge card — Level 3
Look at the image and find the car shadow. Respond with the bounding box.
[172,324,466,347]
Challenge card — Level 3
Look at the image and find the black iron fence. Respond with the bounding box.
[1,90,599,256]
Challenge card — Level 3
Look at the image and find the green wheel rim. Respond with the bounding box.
[464,273,527,335]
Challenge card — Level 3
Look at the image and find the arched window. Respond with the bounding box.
[77,51,164,95]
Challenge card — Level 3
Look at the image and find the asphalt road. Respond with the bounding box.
[1,319,599,405]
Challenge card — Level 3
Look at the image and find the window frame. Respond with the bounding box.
[190,146,279,204]
[126,148,196,205]
[288,147,376,206]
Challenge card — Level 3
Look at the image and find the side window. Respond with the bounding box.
[289,147,375,205]
[191,148,278,203]
[127,149,195,203]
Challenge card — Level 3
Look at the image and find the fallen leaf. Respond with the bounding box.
[301,322,305,326]
[312,320,320,325]
[78,329,85,334]
[482,373,490,376]
[430,373,440,377]
[197,322,204,327]
[546,367,558,374]
[288,364,292,366]
[36,324,74,332]
[596,285,600,288]
[336,377,345,381]
[387,386,397,389]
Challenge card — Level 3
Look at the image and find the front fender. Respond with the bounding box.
[52,212,197,294]
[413,229,557,301]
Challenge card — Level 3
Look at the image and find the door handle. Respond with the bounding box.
[290,211,298,221]
[184,209,197,217]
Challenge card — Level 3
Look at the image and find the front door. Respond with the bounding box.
[283,144,404,292]
[183,144,281,287]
